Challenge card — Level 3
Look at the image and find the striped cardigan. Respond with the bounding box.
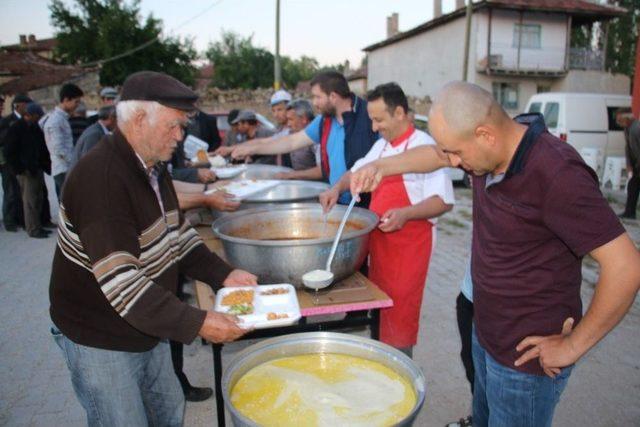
[49,130,232,352]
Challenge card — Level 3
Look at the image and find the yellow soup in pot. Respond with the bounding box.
[230,353,417,427]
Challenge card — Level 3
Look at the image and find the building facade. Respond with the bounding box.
[364,0,630,115]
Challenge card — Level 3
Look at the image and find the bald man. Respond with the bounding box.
[351,81,640,427]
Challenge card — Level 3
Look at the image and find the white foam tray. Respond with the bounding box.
[214,284,301,329]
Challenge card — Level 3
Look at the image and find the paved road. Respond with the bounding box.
[1,179,638,426]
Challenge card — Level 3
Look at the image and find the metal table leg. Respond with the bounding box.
[212,343,225,427]
[370,309,380,340]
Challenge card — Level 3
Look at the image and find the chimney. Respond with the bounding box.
[456,0,465,10]
[19,35,27,46]
[434,1,442,19]
[387,13,399,38]
[28,34,36,45]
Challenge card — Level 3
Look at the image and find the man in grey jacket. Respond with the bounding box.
[69,105,116,169]
[619,112,640,219]
[41,83,83,200]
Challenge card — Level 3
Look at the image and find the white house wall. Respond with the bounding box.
[367,18,467,98]
[473,10,567,72]
[554,70,630,94]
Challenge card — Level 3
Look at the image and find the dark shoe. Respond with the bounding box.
[446,416,472,427]
[5,224,18,232]
[182,384,213,402]
[42,221,57,229]
[29,230,50,239]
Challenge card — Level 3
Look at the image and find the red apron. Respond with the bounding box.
[368,126,433,348]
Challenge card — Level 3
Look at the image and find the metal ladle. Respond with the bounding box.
[302,195,358,290]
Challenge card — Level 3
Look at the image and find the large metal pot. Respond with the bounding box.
[223,332,426,427]
[236,164,293,180]
[211,203,378,287]
[243,180,330,204]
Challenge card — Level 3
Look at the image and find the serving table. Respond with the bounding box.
[192,225,392,427]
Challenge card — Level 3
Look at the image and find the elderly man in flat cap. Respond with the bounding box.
[49,71,257,426]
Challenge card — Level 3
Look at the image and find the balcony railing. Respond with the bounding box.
[481,43,566,72]
[569,47,605,71]
[478,44,606,75]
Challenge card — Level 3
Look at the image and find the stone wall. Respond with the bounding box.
[197,87,433,118]
[26,71,101,112]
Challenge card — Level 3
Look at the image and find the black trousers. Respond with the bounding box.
[170,276,189,387]
[41,178,52,225]
[623,167,639,218]
[53,172,66,201]
[1,164,23,228]
[455,292,475,394]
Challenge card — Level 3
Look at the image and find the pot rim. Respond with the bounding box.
[242,180,330,203]
[222,332,426,427]
[211,203,379,247]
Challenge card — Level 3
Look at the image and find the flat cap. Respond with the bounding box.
[120,71,198,111]
[231,110,257,124]
[100,87,118,98]
[13,94,32,104]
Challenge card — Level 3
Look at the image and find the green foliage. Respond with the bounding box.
[205,32,274,89]
[281,55,318,89]
[49,0,197,86]
[605,0,639,78]
[205,31,347,89]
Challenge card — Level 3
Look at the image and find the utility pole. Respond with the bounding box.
[462,0,473,81]
[274,0,282,89]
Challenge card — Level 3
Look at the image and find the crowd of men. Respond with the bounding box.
[1,69,639,427]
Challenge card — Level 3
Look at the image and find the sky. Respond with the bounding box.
[0,0,461,67]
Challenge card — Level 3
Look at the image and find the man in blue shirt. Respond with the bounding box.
[228,72,377,204]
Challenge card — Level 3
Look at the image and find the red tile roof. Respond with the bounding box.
[0,51,93,95]
[2,37,57,53]
[364,0,626,52]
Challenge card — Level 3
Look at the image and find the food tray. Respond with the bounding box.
[211,165,247,179]
[205,180,280,200]
[214,284,301,329]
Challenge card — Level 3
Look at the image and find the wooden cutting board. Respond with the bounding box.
[301,274,374,306]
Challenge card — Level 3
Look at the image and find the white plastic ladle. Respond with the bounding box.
[302,195,358,290]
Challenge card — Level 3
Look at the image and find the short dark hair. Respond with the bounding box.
[310,71,350,98]
[243,119,258,126]
[98,105,116,120]
[59,83,84,102]
[366,82,409,114]
[228,109,240,125]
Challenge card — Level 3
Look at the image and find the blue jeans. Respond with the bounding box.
[51,326,184,427]
[472,328,572,427]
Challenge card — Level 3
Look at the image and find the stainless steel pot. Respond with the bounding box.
[243,180,330,204]
[236,164,293,180]
[211,203,378,287]
[222,332,426,427]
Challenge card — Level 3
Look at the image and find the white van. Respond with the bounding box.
[524,92,631,177]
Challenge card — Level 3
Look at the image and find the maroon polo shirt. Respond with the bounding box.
[471,114,625,375]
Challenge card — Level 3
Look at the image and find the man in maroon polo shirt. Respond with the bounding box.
[350,81,640,427]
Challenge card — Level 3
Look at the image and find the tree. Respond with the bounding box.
[205,31,274,89]
[605,0,639,78]
[49,0,197,86]
[205,30,348,89]
[281,55,318,89]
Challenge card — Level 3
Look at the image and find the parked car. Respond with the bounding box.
[210,111,276,141]
[525,92,631,177]
[414,113,469,186]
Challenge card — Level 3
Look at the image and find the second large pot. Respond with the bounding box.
[211,203,378,287]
